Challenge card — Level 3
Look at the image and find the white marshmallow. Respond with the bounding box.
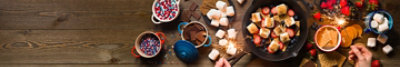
[227,44,237,55]
[215,30,226,38]
[207,9,221,20]
[226,6,235,17]
[211,19,220,27]
[208,49,220,60]
[367,38,376,47]
[227,29,237,39]
[219,17,229,27]
[378,20,389,32]
[237,0,245,4]
[383,45,393,54]
[373,13,384,23]
[219,39,228,46]
[216,1,227,11]
[370,21,379,28]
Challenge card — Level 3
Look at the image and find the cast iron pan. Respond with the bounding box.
[242,0,309,61]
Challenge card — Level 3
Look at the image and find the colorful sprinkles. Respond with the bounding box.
[154,0,179,20]
[140,37,161,56]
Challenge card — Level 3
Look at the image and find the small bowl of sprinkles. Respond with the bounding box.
[151,0,180,24]
[132,31,166,58]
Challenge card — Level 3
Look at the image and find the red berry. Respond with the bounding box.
[355,2,363,8]
[372,60,380,67]
[340,0,348,7]
[321,2,328,9]
[271,7,278,14]
[271,31,279,38]
[253,34,261,46]
[341,6,351,16]
[306,43,313,50]
[279,42,284,50]
[288,9,295,17]
[313,12,321,20]
[286,28,295,38]
[309,49,317,56]
[262,7,270,15]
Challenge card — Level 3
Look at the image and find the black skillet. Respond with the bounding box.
[241,0,309,61]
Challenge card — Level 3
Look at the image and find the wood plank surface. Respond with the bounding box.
[0,0,399,67]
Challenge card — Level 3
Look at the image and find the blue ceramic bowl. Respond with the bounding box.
[173,40,199,63]
[364,10,393,34]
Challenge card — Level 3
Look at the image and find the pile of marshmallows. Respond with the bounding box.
[209,29,238,61]
[207,1,235,27]
[370,13,390,32]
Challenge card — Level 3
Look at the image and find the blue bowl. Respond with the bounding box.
[173,40,199,63]
[364,10,393,34]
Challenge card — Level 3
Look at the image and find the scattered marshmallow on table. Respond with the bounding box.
[216,1,227,11]
[383,45,393,54]
[220,17,229,27]
[219,39,228,46]
[227,29,237,39]
[367,38,376,47]
[226,6,235,16]
[227,44,237,55]
[208,49,220,61]
[237,0,245,4]
[215,29,226,38]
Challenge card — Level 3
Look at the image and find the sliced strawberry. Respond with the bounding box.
[267,47,275,54]
[279,42,284,50]
[270,31,279,38]
[313,12,321,20]
[271,7,278,15]
[286,28,295,38]
[372,60,380,67]
[262,7,270,15]
[288,9,295,17]
[253,34,261,46]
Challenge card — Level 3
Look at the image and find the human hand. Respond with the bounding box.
[215,58,231,67]
[348,44,372,67]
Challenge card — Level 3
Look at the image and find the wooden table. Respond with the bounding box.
[0,0,399,67]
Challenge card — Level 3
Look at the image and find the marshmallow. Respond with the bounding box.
[211,19,220,27]
[227,44,237,55]
[373,13,384,23]
[215,30,226,38]
[280,32,290,43]
[216,1,227,11]
[237,0,245,4]
[259,28,270,38]
[207,9,221,20]
[226,6,235,17]
[219,39,228,46]
[208,49,220,60]
[378,18,389,32]
[220,17,229,27]
[227,29,237,39]
[251,12,262,23]
[383,45,393,54]
[247,23,259,34]
[370,21,379,28]
[367,38,376,47]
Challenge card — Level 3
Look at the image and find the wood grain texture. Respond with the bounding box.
[0,0,399,67]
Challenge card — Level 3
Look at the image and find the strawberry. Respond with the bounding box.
[271,7,278,15]
[306,42,313,50]
[341,6,351,16]
[340,0,348,7]
[372,60,380,67]
[279,42,284,50]
[288,9,295,17]
[262,7,270,15]
[286,28,295,38]
[271,31,279,38]
[313,12,321,20]
[267,47,275,54]
[309,49,317,56]
[321,2,328,9]
[355,1,363,8]
[253,34,261,46]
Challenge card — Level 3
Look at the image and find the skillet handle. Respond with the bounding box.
[227,52,247,65]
